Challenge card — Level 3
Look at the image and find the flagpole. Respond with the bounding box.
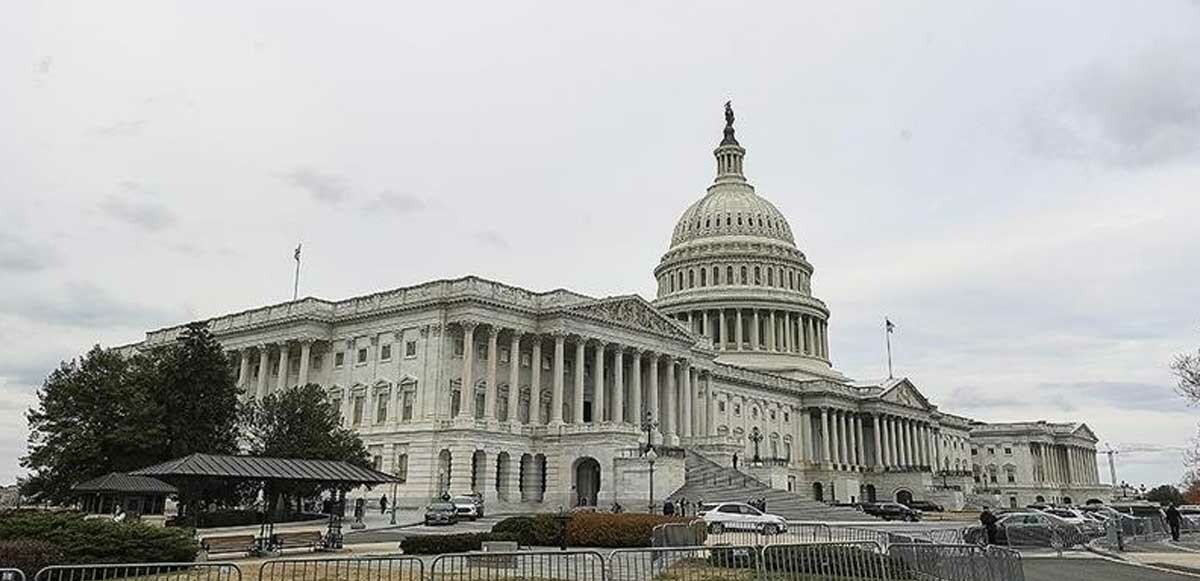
[885,319,894,379]
[293,244,301,301]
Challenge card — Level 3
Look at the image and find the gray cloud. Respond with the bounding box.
[280,167,352,204]
[0,234,57,273]
[1024,44,1200,166]
[365,191,427,214]
[473,229,511,251]
[99,194,175,232]
[90,120,148,138]
[0,282,183,329]
[944,381,1179,414]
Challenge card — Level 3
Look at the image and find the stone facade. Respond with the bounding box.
[122,108,1110,511]
[968,421,1109,509]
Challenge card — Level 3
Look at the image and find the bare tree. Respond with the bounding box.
[1173,350,1200,404]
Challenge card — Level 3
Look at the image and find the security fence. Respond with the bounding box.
[259,557,423,581]
[703,522,906,550]
[1095,514,1170,551]
[607,545,759,581]
[888,543,1024,581]
[428,550,606,581]
[34,563,240,581]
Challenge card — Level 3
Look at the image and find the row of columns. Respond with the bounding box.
[672,308,828,359]
[454,322,717,444]
[806,410,940,471]
[233,339,317,401]
[1034,443,1100,485]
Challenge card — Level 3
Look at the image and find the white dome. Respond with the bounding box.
[671,185,796,248]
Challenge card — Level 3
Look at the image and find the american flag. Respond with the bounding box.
[294,243,302,261]
[886,318,896,333]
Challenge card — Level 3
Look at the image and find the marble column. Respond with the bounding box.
[275,341,290,393]
[297,339,312,386]
[718,310,728,350]
[459,323,477,419]
[800,410,812,463]
[735,310,744,351]
[236,350,250,393]
[630,350,642,426]
[612,347,625,425]
[647,354,661,443]
[593,341,605,424]
[507,332,522,424]
[681,362,693,438]
[750,311,760,351]
[484,327,499,420]
[768,311,777,351]
[530,337,543,425]
[873,414,884,468]
[550,333,565,425]
[573,338,585,424]
[664,359,677,444]
[821,408,832,465]
[702,310,710,338]
[846,413,858,469]
[255,345,269,400]
[705,374,716,436]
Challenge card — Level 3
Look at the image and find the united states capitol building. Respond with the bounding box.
[129,106,1111,513]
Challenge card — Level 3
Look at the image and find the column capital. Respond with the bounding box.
[457,319,480,331]
[483,324,498,338]
[508,329,524,340]
[276,340,290,348]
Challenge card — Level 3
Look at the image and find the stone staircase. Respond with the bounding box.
[666,452,876,522]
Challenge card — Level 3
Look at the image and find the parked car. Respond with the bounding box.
[861,502,923,522]
[424,502,459,526]
[451,495,485,520]
[1038,507,1103,536]
[701,502,789,535]
[904,500,945,512]
[963,511,1087,547]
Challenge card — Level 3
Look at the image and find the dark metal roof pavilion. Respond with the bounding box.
[72,472,178,494]
[129,453,397,484]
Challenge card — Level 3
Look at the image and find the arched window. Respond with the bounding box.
[712,266,719,285]
[789,271,795,290]
[767,269,774,286]
[700,269,707,287]
[737,215,743,226]
[740,266,747,284]
[705,218,711,228]
[726,266,733,285]
[688,269,695,288]
[669,274,675,292]
[753,266,761,285]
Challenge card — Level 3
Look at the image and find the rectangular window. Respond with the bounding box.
[332,399,343,425]
[542,355,552,370]
[357,348,368,364]
[402,392,413,421]
[380,344,392,361]
[454,339,464,357]
[500,348,511,363]
[352,396,365,425]
[734,404,741,416]
[971,449,978,456]
[988,448,995,455]
[521,353,532,367]
[477,344,487,360]
[1004,448,1012,455]
[313,354,323,370]
[372,455,382,471]
[718,401,726,412]
[335,352,345,368]
[405,340,417,358]
[1007,473,1016,483]
[376,395,388,423]
[783,412,790,423]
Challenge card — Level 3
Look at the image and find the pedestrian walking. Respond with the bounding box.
[980,507,998,545]
[1167,504,1183,542]
[379,494,388,515]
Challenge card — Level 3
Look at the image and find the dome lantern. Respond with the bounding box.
[715,101,747,185]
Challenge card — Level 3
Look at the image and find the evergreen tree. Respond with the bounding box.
[149,322,242,457]
[21,347,161,503]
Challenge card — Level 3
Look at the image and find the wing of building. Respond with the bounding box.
[124,107,1111,513]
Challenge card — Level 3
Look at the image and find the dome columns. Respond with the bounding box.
[669,306,829,362]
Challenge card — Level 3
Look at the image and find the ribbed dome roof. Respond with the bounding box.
[670,187,796,247]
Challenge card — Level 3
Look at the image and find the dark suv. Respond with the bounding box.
[862,502,923,521]
[904,500,944,512]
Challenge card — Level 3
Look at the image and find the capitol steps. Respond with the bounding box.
[666,451,876,523]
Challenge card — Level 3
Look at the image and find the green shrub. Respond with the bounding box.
[399,532,517,555]
[491,514,563,546]
[565,513,691,548]
[0,511,199,565]
[0,539,65,579]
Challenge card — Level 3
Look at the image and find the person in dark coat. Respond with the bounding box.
[663,500,675,516]
[1167,504,1183,542]
[980,507,998,545]
[379,494,389,515]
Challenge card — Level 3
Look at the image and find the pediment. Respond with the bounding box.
[567,296,692,340]
[1071,423,1099,442]
[880,378,934,411]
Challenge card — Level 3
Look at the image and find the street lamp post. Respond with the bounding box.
[750,427,763,464]
[641,410,660,514]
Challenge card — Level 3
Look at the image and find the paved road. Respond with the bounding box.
[1025,558,1200,581]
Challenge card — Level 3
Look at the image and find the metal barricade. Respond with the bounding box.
[1000,523,1086,552]
[259,557,422,581]
[428,550,604,580]
[34,563,240,581]
[651,521,707,547]
[760,541,897,580]
[2,569,27,581]
[889,543,1024,581]
[607,545,759,581]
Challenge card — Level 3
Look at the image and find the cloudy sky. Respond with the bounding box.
[3,1,1199,488]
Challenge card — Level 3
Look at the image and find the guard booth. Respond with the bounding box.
[72,473,176,519]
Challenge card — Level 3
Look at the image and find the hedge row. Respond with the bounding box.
[0,511,199,567]
[399,533,517,555]
[492,513,691,548]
